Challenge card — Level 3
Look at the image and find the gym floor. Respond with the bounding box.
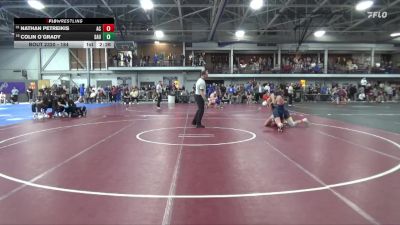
[0,102,399,225]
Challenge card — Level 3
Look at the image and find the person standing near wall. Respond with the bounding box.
[361,77,367,95]
[71,85,78,101]
[130,87,139,104]
[78,84,85,103]
[192,70,208,128]
[11,87,19,104]
[288,83,294,106]
[26,87,33,103]
[156,81,163,109]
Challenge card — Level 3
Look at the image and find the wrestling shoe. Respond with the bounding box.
[302,118,310,126]
[277,124,284,133]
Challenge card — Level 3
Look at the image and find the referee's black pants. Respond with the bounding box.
[157,93,162,107]
[288,93,293,105]
[192,94,204,126]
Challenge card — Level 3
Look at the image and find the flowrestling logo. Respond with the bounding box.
[0,82,8,92]
[367,11,388,18]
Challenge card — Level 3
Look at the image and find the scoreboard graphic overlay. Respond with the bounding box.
[14,18,115,48]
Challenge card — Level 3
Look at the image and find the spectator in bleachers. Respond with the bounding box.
[199,52,206,66]
[153,53,158,66]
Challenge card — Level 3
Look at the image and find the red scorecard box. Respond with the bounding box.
[102,24,115,32]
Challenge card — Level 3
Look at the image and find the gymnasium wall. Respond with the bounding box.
[0,48,39,80]
[41,48,69,71]
[42,71,201,89]
[0,47,70,81]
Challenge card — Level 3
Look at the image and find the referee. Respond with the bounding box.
[192,70,208,128]
[156,81,162,109]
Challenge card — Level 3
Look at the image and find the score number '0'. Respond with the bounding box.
[103,24,115,32]
[105,26,112,32]
[96,24,115,32]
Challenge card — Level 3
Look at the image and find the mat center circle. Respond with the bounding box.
[136,127,256,146]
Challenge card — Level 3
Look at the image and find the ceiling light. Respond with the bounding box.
[355,1,373,11]
[155,30,164,38]
[154,41,160,44]
[250,0,263,10]
[390,32,400,37]
[140,0,154,10]
[235,30,245,38]
[27,0,45,10]
[314,30,326,37]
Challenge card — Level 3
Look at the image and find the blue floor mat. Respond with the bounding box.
[0,103,112,127]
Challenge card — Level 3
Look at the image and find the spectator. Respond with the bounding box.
[71,85,78,101]
[221,92,230,104]
[349,85,357,101]
[153,53,158,66]
[288,83,294,106]
[26,87,33,103]
[11,87,19,104]
[78,84,85,103]
[111,86,117,102]
[130,87,139,104]
[123,89,130,105]
[385,85,393,101]
[0,92,6,104]
[264,83,270,93]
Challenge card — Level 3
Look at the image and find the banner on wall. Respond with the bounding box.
[163,76,178,88]
[300,80,306,87]
[174,80,180,89]
[0,82,26,94]
[117,77,132,86]
[38,80,50,90]
[29,82,36,90]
